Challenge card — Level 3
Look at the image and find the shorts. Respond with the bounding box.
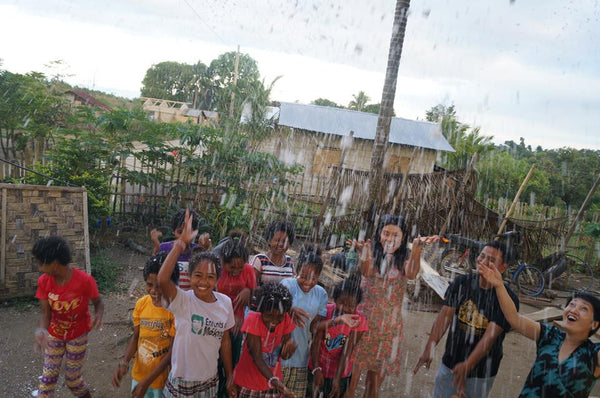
[433,363,495,398]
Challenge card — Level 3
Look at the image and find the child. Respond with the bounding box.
[151,209,200,290]
[252,220,296,285]
[216,230,257,397]
[157,210,236,398]
[233,282,297,398]
[479,262,600,397]
[309,274,368,398]
[281,243,329,397]
[112,252,179,398]
[33,236,104,398]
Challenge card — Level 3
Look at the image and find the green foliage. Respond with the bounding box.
[311,98,342,108]
[90,251,122,292]
[347,91,370,111]
[141,61,207,103]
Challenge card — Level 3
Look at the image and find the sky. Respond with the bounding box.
[1,0,599,150]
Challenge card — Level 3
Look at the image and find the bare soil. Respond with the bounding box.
[1,246,599,398]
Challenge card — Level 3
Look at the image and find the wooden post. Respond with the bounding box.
[228,45,240,118]
[496,164,536,235]
[1,187,6,284]
[82,189,91,274]
[561,172,600,251]
[439,153,478,236]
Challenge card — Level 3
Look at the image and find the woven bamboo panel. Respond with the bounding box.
[0,184,90,299]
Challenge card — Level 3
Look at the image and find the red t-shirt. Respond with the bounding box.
[233,311,295,391]
[217,263,257,319]
[310,303,368,378]
[35,268,100,340]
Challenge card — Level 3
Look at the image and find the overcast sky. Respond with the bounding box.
[1,0,599,150]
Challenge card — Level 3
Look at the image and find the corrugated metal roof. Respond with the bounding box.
[277,102,454,152]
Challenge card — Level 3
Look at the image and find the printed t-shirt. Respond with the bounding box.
[159,241,196,290]
[442,274,519,378]
[217,263,257,319]
[35,268,100,340]
[311,303,368,378]
[167,288,235,382]
[518,323,600,398]
[281,277,328,367]
[252,253,294,285]
[131,295,176,389]
[234,311,295,391]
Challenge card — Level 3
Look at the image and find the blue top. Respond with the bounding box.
[280,277,328,367]
[519,323,600,398]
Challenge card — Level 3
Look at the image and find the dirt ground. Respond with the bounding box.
[1,246,599,398]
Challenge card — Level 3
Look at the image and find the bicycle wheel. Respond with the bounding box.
[562,254,595,292]
[516,265,545,297]
[438,248,473,278]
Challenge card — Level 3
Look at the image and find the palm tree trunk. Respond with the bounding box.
[366,0,411,235]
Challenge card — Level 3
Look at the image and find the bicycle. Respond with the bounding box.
[538,251,595,293]
[438,231,545,297]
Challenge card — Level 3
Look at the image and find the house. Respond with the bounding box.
[141,97,218,125]
[65,89,112,112]
[248,102,454,198]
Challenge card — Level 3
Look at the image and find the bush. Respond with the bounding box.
[90,252,122,292]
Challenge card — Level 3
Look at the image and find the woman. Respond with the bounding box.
[348,214,438,398]
[251,220,296,285]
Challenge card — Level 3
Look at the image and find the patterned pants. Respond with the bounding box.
[38,333,89,397]
[282,367,308,398]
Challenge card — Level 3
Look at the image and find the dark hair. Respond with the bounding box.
[296,243,323,274]
[32,236,72,266]
[482,241,509,264]
[372,214,409,275]
[567,292,600,336]
[221,230,249,264]
[189,251,221,278]
[255,282,293,314]
[332,274,363,304]
[171,209,200,232]
[265,220,295,245]
[144,252,179,284]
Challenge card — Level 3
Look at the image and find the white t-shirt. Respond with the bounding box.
[167,287,235,381]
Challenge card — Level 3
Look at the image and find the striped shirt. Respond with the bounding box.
[252,253,294,285]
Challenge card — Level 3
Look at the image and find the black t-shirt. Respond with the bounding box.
[441,274,519,378]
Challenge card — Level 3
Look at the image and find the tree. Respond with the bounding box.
[366,0,411,231]
[141,61,207,103]
[311,98,342,108]
[348,91,370,111]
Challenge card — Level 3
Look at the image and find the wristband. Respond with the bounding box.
[267,376,279,389]
[311,367,322,375]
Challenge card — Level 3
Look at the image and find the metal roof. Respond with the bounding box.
[277,102,454,152]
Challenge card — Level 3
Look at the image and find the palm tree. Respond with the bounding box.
[348,91,370,111]
[366,0,411,231]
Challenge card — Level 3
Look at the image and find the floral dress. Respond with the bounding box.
[355,266,406,375]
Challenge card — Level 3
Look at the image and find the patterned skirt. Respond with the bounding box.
[163,374,218,398]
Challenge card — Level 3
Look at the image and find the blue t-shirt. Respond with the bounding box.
[280,277,328,367]
[519,323,600,398]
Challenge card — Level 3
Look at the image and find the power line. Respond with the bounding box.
[181,0,227,45]
[0,157,77,187]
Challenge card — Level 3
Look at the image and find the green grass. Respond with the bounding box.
[91,251,122,292]
[2,296,38,312]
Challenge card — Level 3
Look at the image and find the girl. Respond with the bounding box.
[233,282,297,398]
[252,220,296,285]
[309,274,367,398]
[112,252,179,398]
[479,262,600,397]
[33,236,104,398]
[281,243,329,397]
[216,230,257,397]
[158,210,236,398]
[347,214,439,398]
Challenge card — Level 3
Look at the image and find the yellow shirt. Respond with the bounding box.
[132,295,176,389]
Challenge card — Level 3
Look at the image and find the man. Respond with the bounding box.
[413,241,519,398]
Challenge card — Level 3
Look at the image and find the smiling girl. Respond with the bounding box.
[158,210,236,398]
[479,263,600,397]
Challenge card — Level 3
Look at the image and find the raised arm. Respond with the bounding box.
[150,229,162,255]
[405,235,440,279]
[158,210,198,302]
[478,263,540,341]
[413,305,454,374]
[346,239,373,277]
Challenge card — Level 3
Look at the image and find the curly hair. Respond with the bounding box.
[332,273,363,304]
[32,236,72,266]
[254,282,293,314]
[220,229,249,264]
[296,242,323,274]
[144,252,179,284]
[171,209,200,231]
[265,220,296,245]
[189,251,222,278]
